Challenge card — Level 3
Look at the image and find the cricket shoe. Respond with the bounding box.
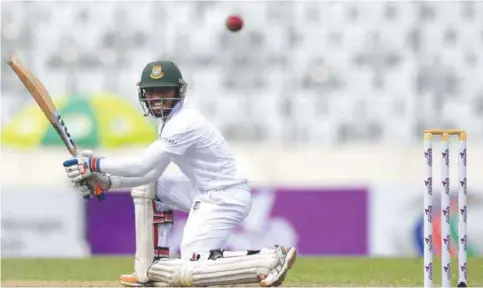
[121,247,170,287]
[260,246,297,287]
[120,273,167,287]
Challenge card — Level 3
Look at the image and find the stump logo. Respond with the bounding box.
[460,149,467,167]
[460,206,467,223]
[442,149,450,167]
[425,149,432,166]
[414,194,480,257]
[424,205,432,223]
[461,262,468,280]
[425,178,433,195]
[460,235,468,252]
[460,178,467,194]
[442,178,450,195]
[425,235,433,252]
[442,206,450,224]
[425,263,433,280]
[443,263,451,280]
[443,235,450,252]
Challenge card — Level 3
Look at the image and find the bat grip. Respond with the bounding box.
[83,193,104,201]
[83,184,105,201]
[83,194,104,200]
[85,180,105,201]
[93,187,106,201]
[84,196,105,200]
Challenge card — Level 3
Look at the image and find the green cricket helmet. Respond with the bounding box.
[137,60,187,119]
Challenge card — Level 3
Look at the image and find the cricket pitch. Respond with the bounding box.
[2,257,483,287]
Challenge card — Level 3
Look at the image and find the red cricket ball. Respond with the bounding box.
[226,15,243,32]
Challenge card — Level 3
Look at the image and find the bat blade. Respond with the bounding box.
[7,54,105,201]
[7,54,77,156]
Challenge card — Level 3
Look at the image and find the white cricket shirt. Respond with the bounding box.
[101,105,248,192]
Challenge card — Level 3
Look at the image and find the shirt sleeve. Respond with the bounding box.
[98,140,171,177]
[109,158,170,189]
[159,121,198,155]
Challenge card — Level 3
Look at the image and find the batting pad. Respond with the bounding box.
[131,183,156,283]
[147,251,279,286]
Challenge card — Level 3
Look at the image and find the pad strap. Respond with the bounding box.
[155,246,170,260]
[151,203,173,261]
[153,210,174,224]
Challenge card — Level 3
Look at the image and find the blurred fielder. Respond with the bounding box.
[63,61,297,287]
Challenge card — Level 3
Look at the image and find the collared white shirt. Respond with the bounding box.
[102,104,248,191]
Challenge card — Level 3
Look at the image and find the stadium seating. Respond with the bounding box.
[2,2,482,143]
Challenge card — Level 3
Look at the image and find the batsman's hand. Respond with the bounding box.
[63,150,103,183]
[63,150,107,200]
[72,172,111,198]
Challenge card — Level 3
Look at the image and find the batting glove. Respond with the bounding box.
[72,172,111,199]
[63,150,103,183]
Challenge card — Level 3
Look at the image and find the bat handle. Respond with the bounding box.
[83,192,105,201]
[64,158,105,201]
[93,185,106,201]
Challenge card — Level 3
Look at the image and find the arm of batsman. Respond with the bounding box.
[109,159,170,189]
[92,140,171,177]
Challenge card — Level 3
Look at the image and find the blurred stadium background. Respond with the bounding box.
[2,0,483,271]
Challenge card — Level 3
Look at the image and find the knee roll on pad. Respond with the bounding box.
[148,259,186,286]
[131,183,156,200]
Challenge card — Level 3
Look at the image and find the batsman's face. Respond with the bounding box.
[144,87,176,117]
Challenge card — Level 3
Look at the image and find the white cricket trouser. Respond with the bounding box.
[155,174,251,260]
[154,175,198,213]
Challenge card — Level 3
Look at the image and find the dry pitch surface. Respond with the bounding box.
[2,257,483,287]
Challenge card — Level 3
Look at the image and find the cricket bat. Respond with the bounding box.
[7,54,105,201]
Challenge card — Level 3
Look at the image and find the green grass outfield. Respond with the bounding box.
[2,257,483,287]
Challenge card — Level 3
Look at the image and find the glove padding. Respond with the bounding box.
[64,150,110,198]
[64,150,103,183]
[73,172,111,198]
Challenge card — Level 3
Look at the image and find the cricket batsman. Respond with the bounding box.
[63,61,297,287]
